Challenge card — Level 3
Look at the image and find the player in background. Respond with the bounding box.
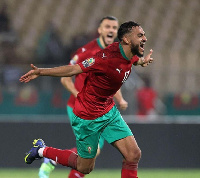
[39,16,128,178]
[21,21,153,178]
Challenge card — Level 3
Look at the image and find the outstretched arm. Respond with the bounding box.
[19,64,83,83]
[114,89,128,111]
[61,77,79,97]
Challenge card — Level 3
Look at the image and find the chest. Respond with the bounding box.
[105,58,133,85]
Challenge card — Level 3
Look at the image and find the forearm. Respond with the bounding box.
[114,89,128,111]
[61,77,79,97]
[114,89,124,103]
[39,64,81,77]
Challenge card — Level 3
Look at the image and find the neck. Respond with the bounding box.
[120,42,134,60]
[99,36,106,49]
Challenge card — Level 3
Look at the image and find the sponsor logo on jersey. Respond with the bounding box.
[122,70,130,83]
[82,58,95,68]
[102,53,107,58]
[70,55,79,65]
[116,68,122,73]
[82,47,86,52]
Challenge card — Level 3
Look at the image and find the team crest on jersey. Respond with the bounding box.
[82,58,95,68]
[88,146,92,154]
[86,145,93,154]
[70,55,79,65]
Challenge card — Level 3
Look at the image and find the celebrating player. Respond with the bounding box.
[20,21,153,178]
[39,16,128,178]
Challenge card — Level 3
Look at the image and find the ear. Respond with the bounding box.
[123,36,130,44]
[98,27,101,34]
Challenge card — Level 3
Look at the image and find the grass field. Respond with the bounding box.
[0,168,200,178]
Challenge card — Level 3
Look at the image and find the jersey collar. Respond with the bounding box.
[119,43,129,60]
[97,38,104,49]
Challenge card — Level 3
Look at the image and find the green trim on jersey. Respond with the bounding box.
[119,43,129,60]
[97,38,104,49]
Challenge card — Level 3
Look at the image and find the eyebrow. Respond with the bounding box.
[138,32,145,36]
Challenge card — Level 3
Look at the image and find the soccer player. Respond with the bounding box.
[20,21,153,178]
[39,16,128,178]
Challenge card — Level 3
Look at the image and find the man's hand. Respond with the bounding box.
[119,99,128,111]
[141,49,153,67]
[19,64,40,83]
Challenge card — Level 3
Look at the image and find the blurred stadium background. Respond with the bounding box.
[0,0,200,177]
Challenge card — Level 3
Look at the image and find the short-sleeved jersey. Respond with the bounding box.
[67,38,104,108]
[74,42,139,120]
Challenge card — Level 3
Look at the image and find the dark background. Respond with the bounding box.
[1,122,199,169]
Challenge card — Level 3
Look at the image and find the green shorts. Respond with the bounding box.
[67,106,105,150]
[71,105,133,158]
[67,106,74,125]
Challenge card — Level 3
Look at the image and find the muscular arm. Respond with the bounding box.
[61,77,79,97]
[39,64,82,77]
[20,64,83,83]
[114,89,128,111]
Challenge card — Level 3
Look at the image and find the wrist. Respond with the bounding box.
[140,57,145,65]
[74,91,79,97]
[38,68,42,76]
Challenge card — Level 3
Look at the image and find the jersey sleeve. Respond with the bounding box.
[132,55,140,65]
[69,49,93,65]
[69,54,79,65]
[78,55,106,73]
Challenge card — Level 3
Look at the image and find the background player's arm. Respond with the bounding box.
[114,89,128,111]
[20,64,83,83]
[61,77,79,97]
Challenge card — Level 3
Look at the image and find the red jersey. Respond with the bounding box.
[67,38,104,108]
[136,87,157,115]
[74,42,139,120]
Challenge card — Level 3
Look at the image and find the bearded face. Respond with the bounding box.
[129,26,147,57]
[130,41,144,57]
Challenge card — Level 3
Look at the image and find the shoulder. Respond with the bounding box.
[105,42,120,52]
[74,39,97,54]
[96,42,120,58]
[70,39,99,65]
[81,39,98,51]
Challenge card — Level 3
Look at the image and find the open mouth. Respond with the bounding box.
[140,42,145,51]
[107,33,113,39]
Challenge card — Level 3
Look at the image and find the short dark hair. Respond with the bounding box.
[99,16,118,24]
[117,21,140,41]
